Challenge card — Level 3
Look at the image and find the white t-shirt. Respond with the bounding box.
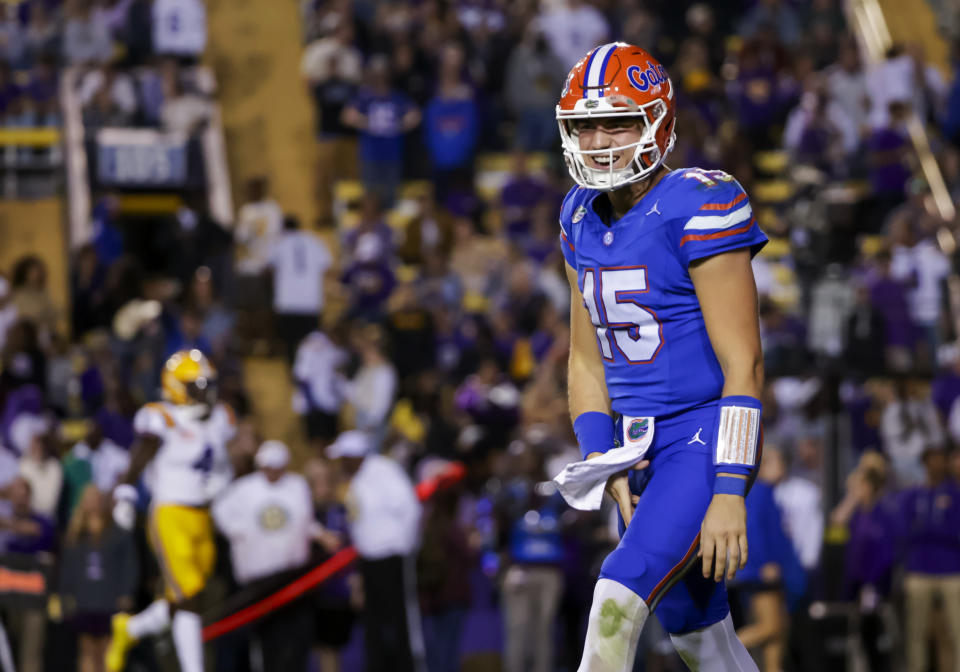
[539,5,610,69]
[773,477,823,570]
[19,456,62,519]
[212,471,315,584]
[269,231,333,315]
[890,240,950,326]
[347,362,397,430]
[153,0,207,57]
[293,331,348,414]
[235,199,283,274]
[347,455,421,560]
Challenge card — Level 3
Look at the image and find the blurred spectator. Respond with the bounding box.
[759,447,823,574]
[783,85,857,173]
[212,441,318,672]
[733,480,805,672]
[344,326,397,436]
[844,284,886,377]
[293,328,347,451]
[385,282,436,385]
[538,0,609,70]
[63,0,114,66]
[498,152,551,241]
[425,44,479,202]
[62,421,130,516]
[267,215,334,364]
[302,18,362,215]
[235,177,283,277]
[58,486,137,672]
[11,256,57,340]
[831,460,895,672]
[807,264,855,357]
[18,431,62,520]
[868,249,916,372]
[0,275,17,353]
[504,28,564,153]
[739,0,803,47]
[866,101,913,220]
[735,27,791,151]
[341,56,421,207]
[71,247,107,341]
[159,66,211,133]
[0,477,51,672]
[418,484,474,672]
[326,430,425,672]
[304,458,353,672]
[500,446,565,672]
[119,0,153,66]
[881,378,945,486]
[889,209,951,369]
[23,58,59,126]
[826,38,870,136]
[341,198,394,267]
[759,300,808,377]
[79,65,138,121]
[899,447,960,672]
[152,0,207,63]
[301,18,362,92]
[165,309,212,357]
[340,204,397,320]
[23,4,59,67]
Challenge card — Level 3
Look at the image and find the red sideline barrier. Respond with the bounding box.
[202,460,467,641]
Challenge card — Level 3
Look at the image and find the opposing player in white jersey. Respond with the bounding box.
[106,350,236,672]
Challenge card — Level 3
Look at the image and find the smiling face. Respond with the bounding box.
[572,116,647,172]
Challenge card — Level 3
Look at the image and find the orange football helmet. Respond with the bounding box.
[556,42,677,191]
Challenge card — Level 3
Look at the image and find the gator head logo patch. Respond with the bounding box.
[627,418,649,441]
[572,205,587,223]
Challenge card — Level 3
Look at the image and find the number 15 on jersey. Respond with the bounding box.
[580,266,664,364]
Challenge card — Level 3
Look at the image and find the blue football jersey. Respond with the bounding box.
[560,168,767,418]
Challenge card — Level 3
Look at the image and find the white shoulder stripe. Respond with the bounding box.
[683,204,753,231]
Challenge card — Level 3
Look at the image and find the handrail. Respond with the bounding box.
[846,0,956,229]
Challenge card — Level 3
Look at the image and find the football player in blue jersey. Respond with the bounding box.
[552,43,767,671]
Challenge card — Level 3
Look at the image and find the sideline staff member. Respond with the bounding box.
[327,430,425,672]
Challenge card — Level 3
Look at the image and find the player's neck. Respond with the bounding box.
[606,165,669,221]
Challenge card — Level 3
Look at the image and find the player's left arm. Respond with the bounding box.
[690,248,764,582]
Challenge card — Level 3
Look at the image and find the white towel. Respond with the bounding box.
[553,416,654,510]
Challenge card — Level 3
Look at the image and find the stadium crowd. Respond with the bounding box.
[0,0,960,671]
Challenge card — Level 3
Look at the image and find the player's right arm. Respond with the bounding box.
[566,264,647,524]
[111,405,167,529]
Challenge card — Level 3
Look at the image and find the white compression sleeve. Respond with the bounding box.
[669,613,759,672]
[578,578,649,672]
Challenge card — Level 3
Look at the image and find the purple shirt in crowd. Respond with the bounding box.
[899,481,960,575]
[846,499,896,595]
[869,276,915,348]
[931,372,960,419]
[867,127,911,196]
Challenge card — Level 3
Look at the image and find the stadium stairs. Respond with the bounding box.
[206,0,320,451]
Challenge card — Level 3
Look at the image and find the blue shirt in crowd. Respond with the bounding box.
[351,89,414,164]
[425,94,478,170]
